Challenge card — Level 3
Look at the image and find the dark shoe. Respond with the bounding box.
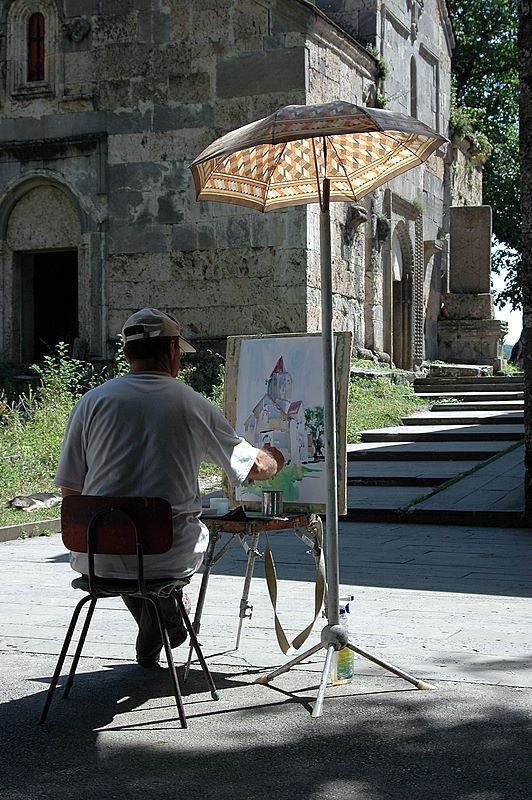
[136,655,160,668]
[169,625,187,648]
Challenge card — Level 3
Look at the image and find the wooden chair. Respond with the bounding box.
[39,495,219,729]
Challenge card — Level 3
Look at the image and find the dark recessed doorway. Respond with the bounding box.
[20,250,79,362]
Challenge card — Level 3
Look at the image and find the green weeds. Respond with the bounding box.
[1,346,427,526]
[346,376,427,443]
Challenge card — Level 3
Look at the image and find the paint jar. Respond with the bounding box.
[262,490,283,516]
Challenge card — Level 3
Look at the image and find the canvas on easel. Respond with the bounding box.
[224,332,352,514]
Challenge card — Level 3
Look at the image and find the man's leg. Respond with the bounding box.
[122,589,188,667]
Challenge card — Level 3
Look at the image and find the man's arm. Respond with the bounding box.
[247,446,285,481]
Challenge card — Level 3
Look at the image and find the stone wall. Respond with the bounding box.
[0,0,454,368]
[450,141,484,207]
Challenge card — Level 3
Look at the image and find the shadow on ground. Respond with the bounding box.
[1,657,531,800]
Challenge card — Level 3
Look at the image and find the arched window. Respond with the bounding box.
[410,56,418,119]
[27,12,45,82]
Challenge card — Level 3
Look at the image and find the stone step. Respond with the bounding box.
[360,424,524,442]
[415,380,523,392]
[346,485,429,509]
[347,440,515,460]
[417,391,524,402]
[431,401,523,411]
[348,475,443,486]
[415,376,523,385]
[402,411,523,426]
[347,460,479,487]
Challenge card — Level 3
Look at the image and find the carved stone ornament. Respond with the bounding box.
[343,204,368,245]
[376,214,391,241]
[64,16,91,43]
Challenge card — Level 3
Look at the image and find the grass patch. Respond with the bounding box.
[1,348,426,528]
[347,376,427,443]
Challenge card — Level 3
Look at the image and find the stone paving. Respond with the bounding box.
[1,515,531,799]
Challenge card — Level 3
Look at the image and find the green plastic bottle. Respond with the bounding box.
[331,596,354,685]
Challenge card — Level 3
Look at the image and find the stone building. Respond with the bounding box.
[0,0,499,369]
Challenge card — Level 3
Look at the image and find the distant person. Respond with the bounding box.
[55,307,284,667]
[509,330,524,370]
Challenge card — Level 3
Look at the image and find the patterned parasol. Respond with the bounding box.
[190,101,447,211]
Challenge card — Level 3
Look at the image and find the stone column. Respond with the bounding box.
[438,206,504,370]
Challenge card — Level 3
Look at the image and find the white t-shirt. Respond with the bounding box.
[54,372,258,579]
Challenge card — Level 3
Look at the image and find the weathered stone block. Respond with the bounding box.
[195,223,216,250]
[108,189,147,224]
[438,318,505,369]
[91,14,139,47]
[214,216,251,248]
[171,223,197,251]
[108,224,167,255]
[64,51,96,86]
[95,43,151,81]
[216,48,305,97]
[169,72,211,104]
[138,9,172,44]
[152,103,214,132]
[96,80,131,111]
[158,194,184,225]
[440,293,493,320]
[64,0,99,15]
[131,78,169,107]
[233,4,269,40]
[108,162,165,192]
[449,206,492,293]
[109,253,172,282]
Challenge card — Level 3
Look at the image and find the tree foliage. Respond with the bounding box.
[447,0,520,308]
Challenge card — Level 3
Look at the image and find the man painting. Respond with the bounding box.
[55,308,284,666]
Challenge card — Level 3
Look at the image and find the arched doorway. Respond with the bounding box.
[3,183,82,362]
[390,227,413,370]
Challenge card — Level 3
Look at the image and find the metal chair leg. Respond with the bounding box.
[148,597,188,729]
[176,593,219,701]
[39,595,94,725]
[63,597,97,699]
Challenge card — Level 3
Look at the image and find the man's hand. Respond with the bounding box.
[247,446,285,481]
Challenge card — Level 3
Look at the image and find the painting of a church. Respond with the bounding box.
[243,357,315,466]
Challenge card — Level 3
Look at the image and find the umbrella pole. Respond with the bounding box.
[319,179,340,629]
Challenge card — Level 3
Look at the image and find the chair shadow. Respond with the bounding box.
[28,660,254,731]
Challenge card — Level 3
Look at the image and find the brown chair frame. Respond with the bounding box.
[39,495,219,729]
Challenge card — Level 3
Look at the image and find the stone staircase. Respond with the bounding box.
[345,375,524,526]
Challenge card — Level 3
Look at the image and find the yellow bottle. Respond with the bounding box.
[330,596,354,685]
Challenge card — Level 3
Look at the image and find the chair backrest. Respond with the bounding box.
[61,495,173,556]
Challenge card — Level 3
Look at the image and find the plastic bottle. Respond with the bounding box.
[330,595,354,685]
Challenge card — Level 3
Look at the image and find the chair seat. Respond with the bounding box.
[39,496,218,730]
[71,575,187,598]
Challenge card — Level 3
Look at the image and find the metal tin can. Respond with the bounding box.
[262,490,283,516]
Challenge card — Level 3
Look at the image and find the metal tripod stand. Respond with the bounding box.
[254,185,434,716]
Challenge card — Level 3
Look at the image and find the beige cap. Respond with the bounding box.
[122,308,196,353]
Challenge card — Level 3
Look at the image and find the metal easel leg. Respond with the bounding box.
[347,642,434,690]
[184,528,219,681]
[311,643,336,719]
[235,531,261,649]
[254,642,323,684]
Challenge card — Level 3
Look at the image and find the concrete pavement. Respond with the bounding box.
[1,517,531,799]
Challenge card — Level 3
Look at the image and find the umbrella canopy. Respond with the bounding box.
[190,101,447,212]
